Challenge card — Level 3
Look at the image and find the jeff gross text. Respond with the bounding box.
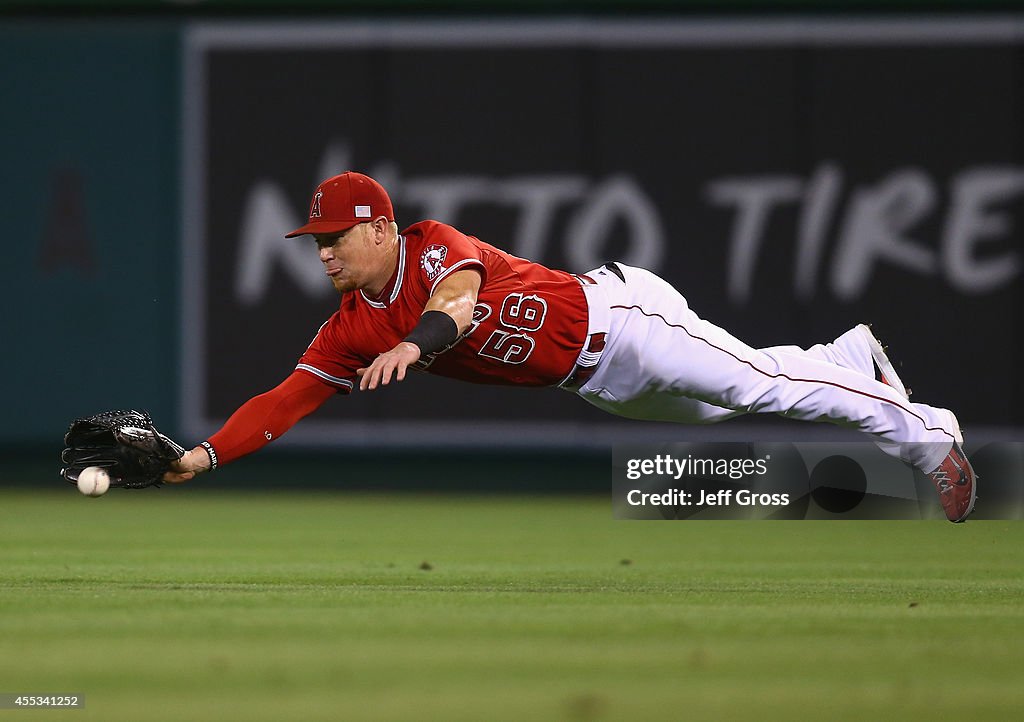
[626,488,790,507]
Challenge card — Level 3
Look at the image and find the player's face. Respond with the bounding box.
[314,223,383,294]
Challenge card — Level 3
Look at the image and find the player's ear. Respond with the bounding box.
[369,216,389,243]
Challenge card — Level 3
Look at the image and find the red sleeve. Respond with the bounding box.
[411,222,487,296]
[296,311,363,394]
[205,371,336,467]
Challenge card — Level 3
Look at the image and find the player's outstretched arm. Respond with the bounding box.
[358,269,482,391]
[162,371,336,483]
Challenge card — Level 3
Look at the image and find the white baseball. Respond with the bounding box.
[77,466,110,497]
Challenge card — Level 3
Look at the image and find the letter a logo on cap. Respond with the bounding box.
[310,191,323,219]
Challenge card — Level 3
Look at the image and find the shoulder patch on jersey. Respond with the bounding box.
[420,244,448,281]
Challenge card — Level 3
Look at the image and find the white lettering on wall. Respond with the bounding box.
[943,167,1024,292]
[233,146,666,304]
[708,163,1023,304]
[233,150,1022,306]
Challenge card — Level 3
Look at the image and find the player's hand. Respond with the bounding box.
[357,342,422,391]
[162,446,212,483]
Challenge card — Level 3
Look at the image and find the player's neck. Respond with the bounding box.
[364,236,400,299]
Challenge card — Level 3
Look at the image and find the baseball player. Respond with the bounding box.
[165,171,976,522]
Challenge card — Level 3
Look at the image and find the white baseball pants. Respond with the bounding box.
[572,263,957,473]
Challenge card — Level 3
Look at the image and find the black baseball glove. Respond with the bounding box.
[60,410,185,489]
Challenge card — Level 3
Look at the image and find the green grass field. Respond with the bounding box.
[2,490,1023,722]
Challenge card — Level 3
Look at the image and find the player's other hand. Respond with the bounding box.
[357,341,422,391]
[162,446,212,483]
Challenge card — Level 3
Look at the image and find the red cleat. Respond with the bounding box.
[926,443,977,523]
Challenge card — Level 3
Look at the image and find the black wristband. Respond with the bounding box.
[199,441,219,471]
[403,310,459,355]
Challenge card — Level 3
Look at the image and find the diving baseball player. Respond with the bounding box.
[164,172,976,522]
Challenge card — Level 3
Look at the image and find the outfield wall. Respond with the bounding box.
[2,13,1023,452]
[0,22,180,445]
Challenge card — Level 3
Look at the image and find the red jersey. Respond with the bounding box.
[297,221,589,392]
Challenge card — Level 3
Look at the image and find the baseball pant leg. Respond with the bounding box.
[665,326,879,424]
[577,265,956,472]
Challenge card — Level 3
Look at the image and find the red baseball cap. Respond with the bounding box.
[285,171,394,238]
